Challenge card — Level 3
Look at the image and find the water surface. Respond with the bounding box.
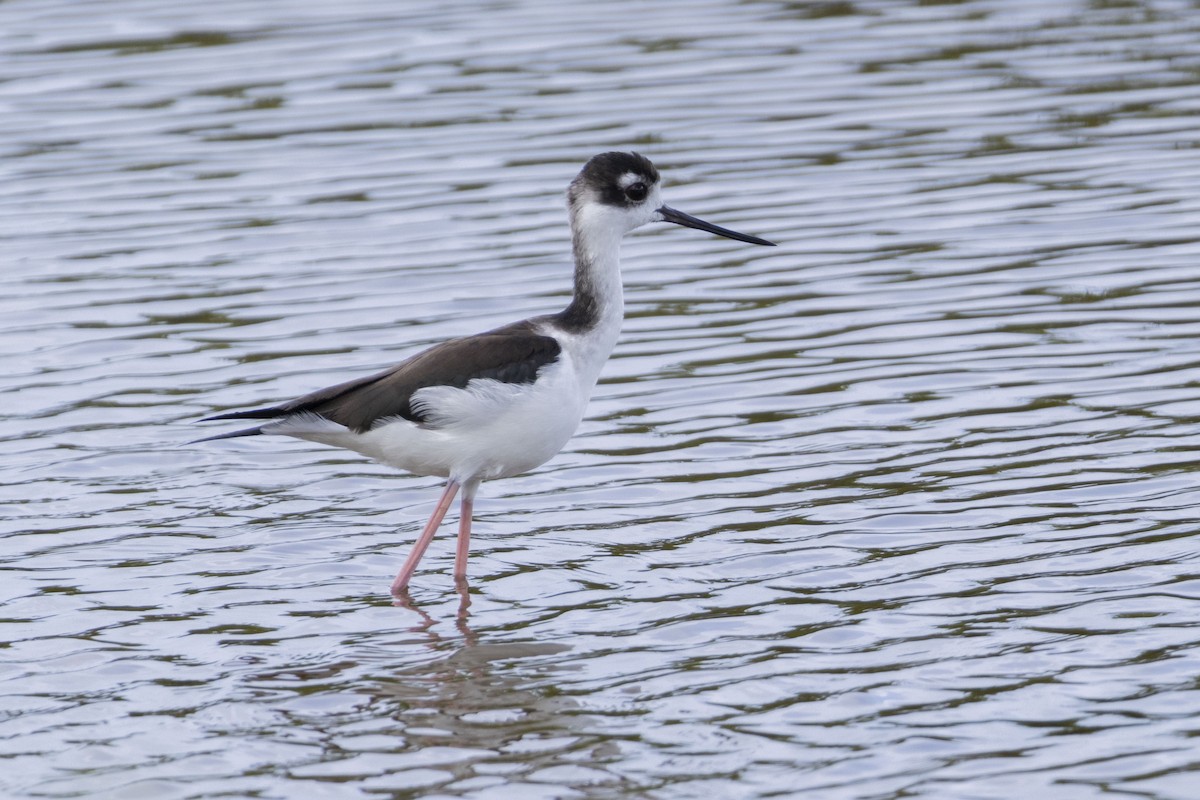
[4,0,1200,797]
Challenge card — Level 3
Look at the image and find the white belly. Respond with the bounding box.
[271,357,589,483]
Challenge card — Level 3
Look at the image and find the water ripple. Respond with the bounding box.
[5,0,1200,798]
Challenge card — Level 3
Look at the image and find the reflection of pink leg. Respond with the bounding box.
[454,484,476,582]
[391,481,459,596]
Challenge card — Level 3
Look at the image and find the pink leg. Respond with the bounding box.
[391,480,459,596]
[453,484,477,582]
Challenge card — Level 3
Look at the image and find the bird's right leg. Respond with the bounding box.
[453,480,479,584]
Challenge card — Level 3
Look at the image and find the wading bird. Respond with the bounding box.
[197,152,774,596]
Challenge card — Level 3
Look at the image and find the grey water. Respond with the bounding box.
[4,0,1200,797]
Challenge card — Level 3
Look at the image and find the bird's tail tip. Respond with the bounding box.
[190,425,265,444]
[192,405,287,443]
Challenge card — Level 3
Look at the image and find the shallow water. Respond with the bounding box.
[5,0,1200,797]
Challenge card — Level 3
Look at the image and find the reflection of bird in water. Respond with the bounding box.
[250,636,608,788]
[374,641,592,765]
[197,152,774,596]
[398,581,475,639]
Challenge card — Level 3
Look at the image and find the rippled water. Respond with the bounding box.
[6,0,1200,797]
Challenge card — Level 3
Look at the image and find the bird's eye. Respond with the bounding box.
[624,182,648,202]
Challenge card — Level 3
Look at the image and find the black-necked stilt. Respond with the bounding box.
[197,152,774,596]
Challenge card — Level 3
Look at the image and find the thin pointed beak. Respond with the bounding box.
[657,205,775,246]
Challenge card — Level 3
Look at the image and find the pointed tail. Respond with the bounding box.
[190,425,265,444]
[193,406,286,444]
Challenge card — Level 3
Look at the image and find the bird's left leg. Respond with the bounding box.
[391,479,459,596]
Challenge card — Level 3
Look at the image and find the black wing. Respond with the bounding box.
[198,320,562,436]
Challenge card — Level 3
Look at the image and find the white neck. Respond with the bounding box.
[556,203,627,341]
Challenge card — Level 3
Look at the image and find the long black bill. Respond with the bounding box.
[657,205,775,246]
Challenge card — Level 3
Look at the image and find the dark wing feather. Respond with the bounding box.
[199,320,562,434]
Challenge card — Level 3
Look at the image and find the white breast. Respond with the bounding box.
[273,348,591,484]
[267,308,624,485]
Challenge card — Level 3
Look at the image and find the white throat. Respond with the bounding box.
[570,201,628,329]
